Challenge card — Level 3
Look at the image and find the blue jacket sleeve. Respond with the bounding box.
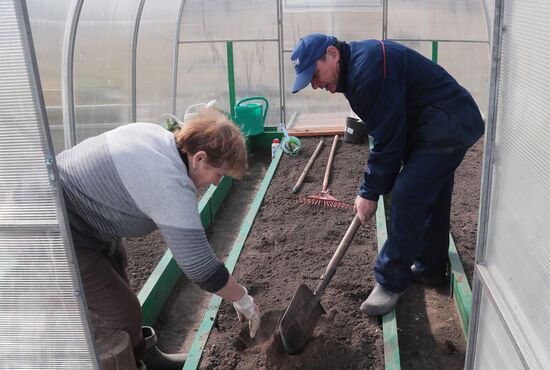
[356,78,407,201]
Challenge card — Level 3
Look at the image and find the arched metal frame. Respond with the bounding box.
[169,0,286,123]
[2,0,99,366]
[131,0,146,123]
[60,0,83,149]
[60,0,490,138]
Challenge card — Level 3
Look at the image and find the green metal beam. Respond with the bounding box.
[227,41,236,119]
[431,40,439,64]
[184,147,284,370]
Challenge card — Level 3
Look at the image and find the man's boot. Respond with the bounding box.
[360,283,403,316]
[411,264,449,286]
[140,326,186,370]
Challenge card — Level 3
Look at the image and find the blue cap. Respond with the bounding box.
[290,33,338,93]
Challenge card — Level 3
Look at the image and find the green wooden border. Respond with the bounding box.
[250,127,283,153]
[376,196,402,370]
[448,235,472,337]
[138,176,233,325]
[183,148,284,370]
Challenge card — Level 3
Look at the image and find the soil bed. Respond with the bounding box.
[122,135,483,370]
[199,137,384,369]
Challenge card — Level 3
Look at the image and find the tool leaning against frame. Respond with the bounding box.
[298,134,351,209]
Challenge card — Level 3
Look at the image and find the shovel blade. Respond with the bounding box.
[279,284,326,355]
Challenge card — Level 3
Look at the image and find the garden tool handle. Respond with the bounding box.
[292,139,324,193]
[322,135,339,192]
[314,215,362,296]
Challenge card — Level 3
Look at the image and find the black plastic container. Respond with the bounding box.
[343,117,366,144]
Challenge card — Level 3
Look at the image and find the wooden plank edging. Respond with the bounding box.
[448,235,472,338]
[376,196,402,370]
[138,176,233,325]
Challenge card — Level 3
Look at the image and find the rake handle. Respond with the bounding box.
[314,215,362,296]
[322,135,339,192]
[292,139,324,193]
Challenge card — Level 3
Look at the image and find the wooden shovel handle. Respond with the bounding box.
[292,139,324,193]
[322,135,339,192]
[314,214,362,296]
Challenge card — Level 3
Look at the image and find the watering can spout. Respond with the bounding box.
[234,96,269,137]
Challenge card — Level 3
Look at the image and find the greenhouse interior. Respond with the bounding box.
[1,0,549,369]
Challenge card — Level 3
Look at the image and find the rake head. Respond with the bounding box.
[298,191,353,209]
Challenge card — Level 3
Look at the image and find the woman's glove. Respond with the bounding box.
[233,287,261,338]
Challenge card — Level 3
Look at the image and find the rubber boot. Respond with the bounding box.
[140,326,186,370]
[411,264,449,286]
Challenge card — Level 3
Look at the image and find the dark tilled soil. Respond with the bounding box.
[451,138,484,284]
[199,136,384,369]
[123,135,484,369]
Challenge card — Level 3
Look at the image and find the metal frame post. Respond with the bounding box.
[465,0,505,366]
[277,0,285,124]
[61,0,84,149]
[171,0,187,116]
[131,0,146,123]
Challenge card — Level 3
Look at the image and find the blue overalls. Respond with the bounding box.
[337,40,484,293]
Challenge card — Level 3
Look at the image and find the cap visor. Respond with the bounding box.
[291,63,316,93]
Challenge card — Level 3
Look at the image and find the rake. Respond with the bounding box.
[298,135,352,209]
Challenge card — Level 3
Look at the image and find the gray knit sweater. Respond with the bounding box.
[57,123,228,292]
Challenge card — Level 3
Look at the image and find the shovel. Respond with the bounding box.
[279,214,362,355]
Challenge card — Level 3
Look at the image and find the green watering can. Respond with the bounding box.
[234,96,269,137]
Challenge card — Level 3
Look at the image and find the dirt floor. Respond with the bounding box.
[123,135,484,369]
[199,136,384,369]
[451,138,484,284]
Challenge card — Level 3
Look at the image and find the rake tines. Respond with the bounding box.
[298,191,353,209]
[297,135,352,210]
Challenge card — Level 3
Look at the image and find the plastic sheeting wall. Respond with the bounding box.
[25,0,490,152]
[0,1,97,368]
[467,0,550,368]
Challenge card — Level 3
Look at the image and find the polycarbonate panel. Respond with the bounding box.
[392,40,489,115]
[176,42,232,118]
[0,1,97,368]
[177,42,281,126]
[283,49,350,128]
[473,290,526,369]
[482,0,495,45]
[388,0,488,41]
[477,0,550,367]
[73,0,138,141]
[26,1,72,154]
[283,4,383,129]
[136,0,181,124]
[179,0,278,42]
[283,3,383,50]
[435,41,490,116]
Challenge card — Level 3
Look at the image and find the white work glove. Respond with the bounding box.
[233,287,261,338]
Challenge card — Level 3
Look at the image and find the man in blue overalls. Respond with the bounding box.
[291,33,484,316]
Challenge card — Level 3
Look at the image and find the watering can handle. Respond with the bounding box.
[235,96,269,124]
